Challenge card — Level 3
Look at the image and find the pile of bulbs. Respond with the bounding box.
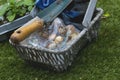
[39,18,79,50]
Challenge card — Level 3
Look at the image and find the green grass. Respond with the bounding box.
[0,0,120,80]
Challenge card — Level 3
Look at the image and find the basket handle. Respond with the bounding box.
[10,17,44,44]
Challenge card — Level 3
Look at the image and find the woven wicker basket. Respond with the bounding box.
[9,8,103,71]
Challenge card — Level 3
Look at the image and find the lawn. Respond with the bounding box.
[0,0,120,80]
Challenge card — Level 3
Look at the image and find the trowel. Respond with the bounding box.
[0,0,72,42]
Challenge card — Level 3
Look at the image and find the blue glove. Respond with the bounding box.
[64,10,80,18]
[35,0,56,10]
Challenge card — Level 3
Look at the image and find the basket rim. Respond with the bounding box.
[9,8,103,53]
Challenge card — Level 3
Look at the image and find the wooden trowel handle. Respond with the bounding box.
[10,17,44,44]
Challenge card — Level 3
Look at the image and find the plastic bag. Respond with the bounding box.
[21,18,79,51]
